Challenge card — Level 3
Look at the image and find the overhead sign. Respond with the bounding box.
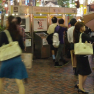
[64,8,77,14]
[33,7,49,14]
[12,6,77,14]
[34,16,47,31]
[50,7,64,14]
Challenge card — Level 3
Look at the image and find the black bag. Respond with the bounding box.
[46,33,53,45]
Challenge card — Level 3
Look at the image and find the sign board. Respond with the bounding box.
[20,6,29,15]
[50,7,64,14]
[64,8,77,14]
[26,39,31,47]
[12,6,77,14]
[33,7,49,14]
[34,16,47,31]
[13,6,19,13]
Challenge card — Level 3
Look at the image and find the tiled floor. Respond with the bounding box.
[0,56,94,94]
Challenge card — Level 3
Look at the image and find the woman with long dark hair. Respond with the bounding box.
[74,22,94,94]
[0,16,28,94]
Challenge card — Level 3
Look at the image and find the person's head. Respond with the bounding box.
[7,16,20,40]
[6,15,15,28]
[51,17,57,23]
[75,22,85,33]
[58,19,64,25]
[16,17,22,25]
[70,18,77,26]
[73,22,85,43]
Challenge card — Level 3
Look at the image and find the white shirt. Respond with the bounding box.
[67,26,75,43]
[47,23,57,34]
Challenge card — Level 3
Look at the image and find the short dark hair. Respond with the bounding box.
[58,19,64,24]
[70,18,77,26]
[52,17,57,23]
[16,17,22,25]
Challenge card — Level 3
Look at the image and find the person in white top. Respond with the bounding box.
[67,26,75,43]
[67,18,77,75]
[47,17,57,62]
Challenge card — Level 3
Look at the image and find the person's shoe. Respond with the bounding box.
[54,62,62,68]
[78,89,89,94]
[63,60,68,65]
[74,84,79,89]
[53,59,55,62]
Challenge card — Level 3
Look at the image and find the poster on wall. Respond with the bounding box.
[34,17,47,31]
[25,39,31,47]
[13,6,19,13]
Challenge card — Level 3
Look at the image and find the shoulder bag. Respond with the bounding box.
[0,30,22,61]
[74,33,93,55]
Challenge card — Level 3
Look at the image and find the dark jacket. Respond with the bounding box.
[74,32,94,43]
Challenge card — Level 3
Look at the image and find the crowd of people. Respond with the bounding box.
[0,15,94,94]
[47,17,94,94]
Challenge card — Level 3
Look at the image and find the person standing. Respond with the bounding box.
[47,17,58,62]
[67,18,77,75]
[90,30,94,69]
[16,17,26,51]
[0,16,28,94]
[74,22,94,94]
[55,19,68,67]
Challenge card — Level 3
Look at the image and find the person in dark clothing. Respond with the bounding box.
[0,16,28,94]
[74,22,94,94]
[55,19,68,67]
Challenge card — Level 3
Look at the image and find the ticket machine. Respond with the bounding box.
[33,15,50,58]
[34,32,50,58]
